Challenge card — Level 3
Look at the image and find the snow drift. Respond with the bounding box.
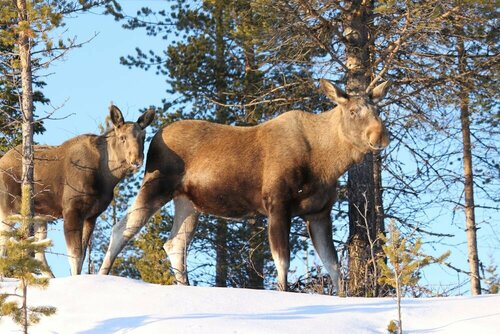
[1,275,499,333]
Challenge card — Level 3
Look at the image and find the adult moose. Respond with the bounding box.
[99,79,390,291]
[0,105,155,276]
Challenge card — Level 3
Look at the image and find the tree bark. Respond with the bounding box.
[17,0,35,230]
[22,278,28,334]
[457,38,481,295]
[343,0,384,297]
[213,1,229,287]
[215,220,228,287]
[240,4,265,289]
[247,218,265,289]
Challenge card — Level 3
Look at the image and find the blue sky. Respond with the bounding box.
[34,2,499,292]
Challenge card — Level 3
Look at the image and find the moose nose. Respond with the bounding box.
[130,159,143,170]
[366,124,390,151]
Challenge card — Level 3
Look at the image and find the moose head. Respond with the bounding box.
[108,105,155,172]
[320,79,391,153]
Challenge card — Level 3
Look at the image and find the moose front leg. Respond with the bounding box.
[265,198,291,291]
[99,201,159,275]
[80,216,97,273]
[63,210,84,275]
[99,172,170,275]
[305,210,340,294]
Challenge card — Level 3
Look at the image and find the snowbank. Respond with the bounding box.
[1,275,499,333]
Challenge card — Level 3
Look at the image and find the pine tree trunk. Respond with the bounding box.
[343,0,385,297]
[16,2,36,331]
[22,278,28,334]
[17,0,35,228]
[373,150,387,296]
[213,1,229,287]
[247,218,265,289]
[215,220,228,287]
[240,4,265,289]
[457,39,481,295]
[396,273,402,334]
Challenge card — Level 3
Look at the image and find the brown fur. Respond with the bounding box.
[0,105,155,275]
[100,79,390,291]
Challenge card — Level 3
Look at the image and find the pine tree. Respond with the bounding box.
[378,221,450,334]
[0,205,55,332]
[0,2,55,331]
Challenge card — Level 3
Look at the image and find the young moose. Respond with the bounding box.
[0,105,155,276]
[100,79,390,291]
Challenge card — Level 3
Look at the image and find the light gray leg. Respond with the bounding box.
[100,171,171,275]
[99,199,160,275]
[305,211,340,293]
[34,221,55,278]
[163,195,199,285]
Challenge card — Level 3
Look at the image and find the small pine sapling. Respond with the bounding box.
[0,212,56,333]
[377,220,450,334]
[484,257,499,294]
[132,212,176,285]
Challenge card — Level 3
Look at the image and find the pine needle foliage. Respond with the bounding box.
[131,212,176,285]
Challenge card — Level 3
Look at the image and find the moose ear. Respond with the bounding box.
[137,108,155,129]
[369,81,391,103]
[320,79,349,105]
[109,105,125,127]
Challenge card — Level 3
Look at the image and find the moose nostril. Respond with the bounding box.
[366,127,389,150]
[130,160,143,169]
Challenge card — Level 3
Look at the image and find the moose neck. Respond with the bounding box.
[307,108,367,181]
[100,133,131,186]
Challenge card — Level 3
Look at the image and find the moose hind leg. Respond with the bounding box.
[305,211,340,294]
[34,221,55,278]
[163,195,199,285]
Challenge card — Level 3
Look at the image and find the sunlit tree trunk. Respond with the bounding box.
[17,0,35,226]
[213,0,229,288]
[247,218,265,289]
[457,38,481,295]
[343,0,384,297]
[241,2,265,289]
[17,1,35,332]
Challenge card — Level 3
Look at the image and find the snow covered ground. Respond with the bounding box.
[1,275,499,333]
